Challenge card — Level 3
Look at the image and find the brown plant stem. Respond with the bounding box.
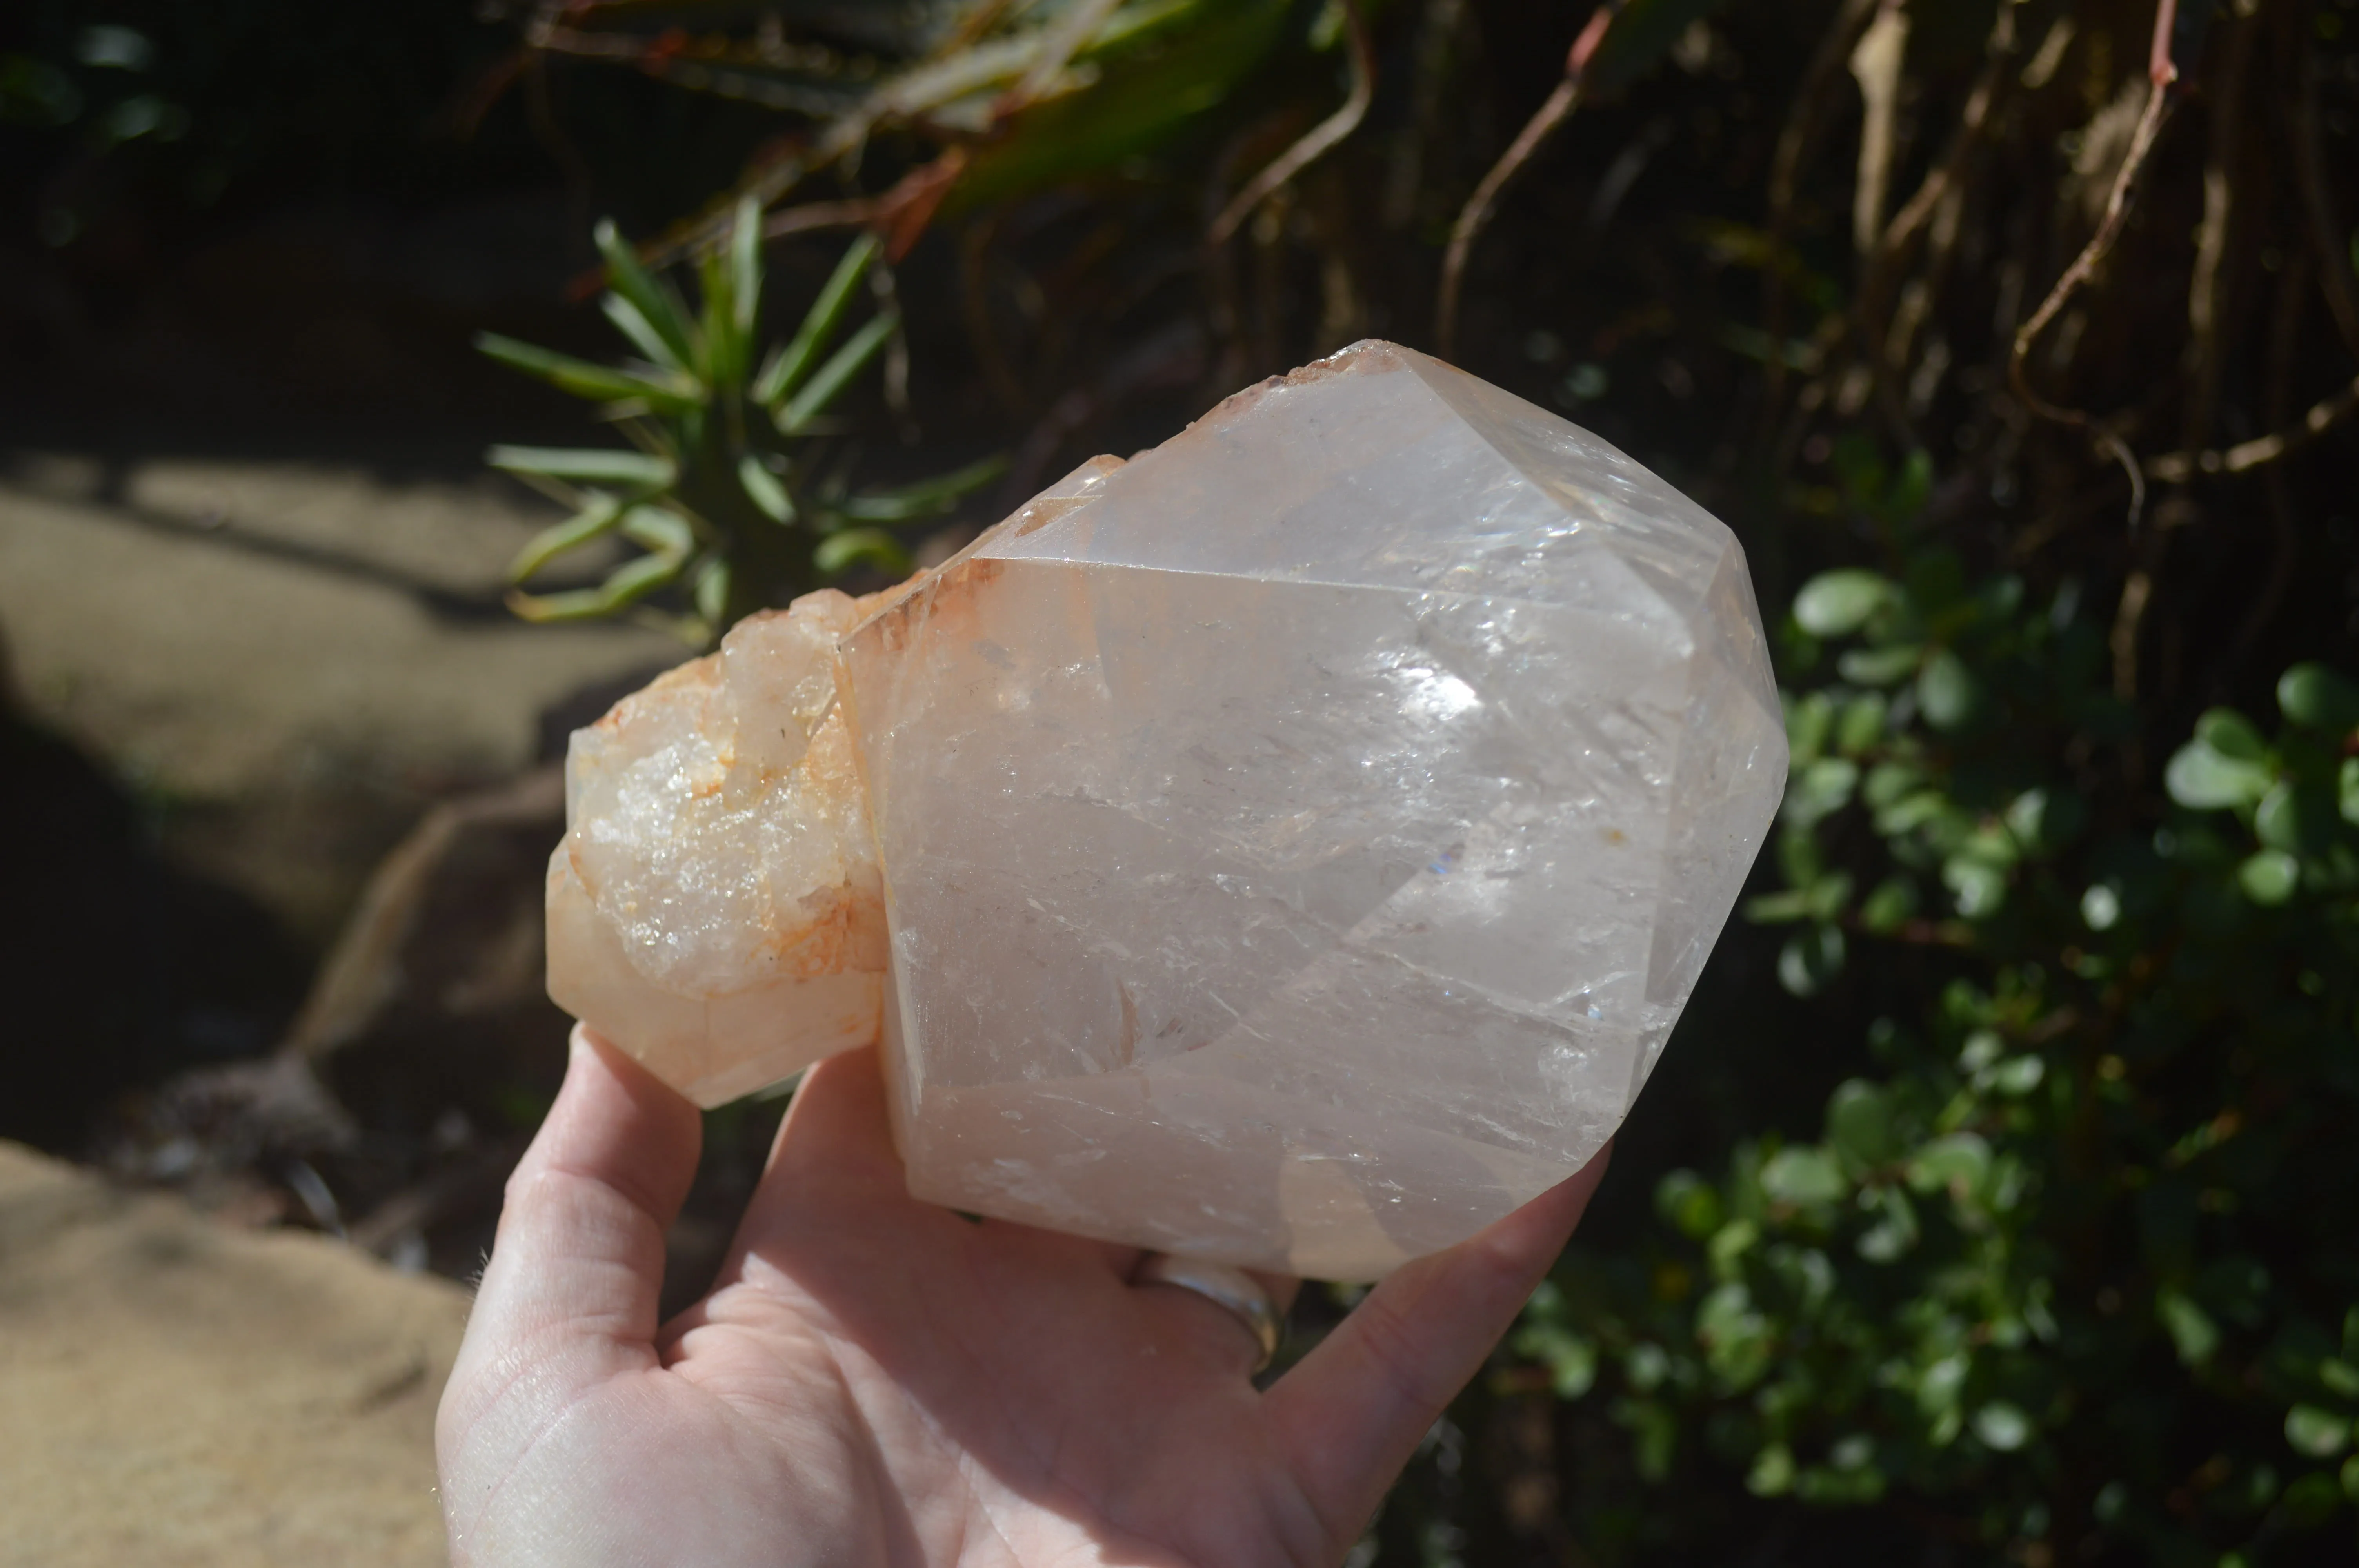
[1761,0,1881,416]
[1434,2,1621,356]
[2292,33,2359,358]
[2008,0,2181,530]
[2144,374,2359,482]
[1208,0,1375,247]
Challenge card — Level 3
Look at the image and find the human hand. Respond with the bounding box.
[437,1028,1608,1567]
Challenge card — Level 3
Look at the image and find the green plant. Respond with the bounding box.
[478,199,1001,642]
[1510,440,2359,1564]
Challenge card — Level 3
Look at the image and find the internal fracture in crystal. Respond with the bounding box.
[549,340,1787,1279]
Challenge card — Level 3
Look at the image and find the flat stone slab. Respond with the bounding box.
[0,1141,466,1566]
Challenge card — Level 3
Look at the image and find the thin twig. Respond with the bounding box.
[1863,3,2018,342]
[2145,373,2359,481]
[1209,0,1375,247]
[1761,0,1881,414]
[2006,81,2174,425]
[2007,0,2180,526]
[1434,2,1621,356]
[2291,33,2359,358]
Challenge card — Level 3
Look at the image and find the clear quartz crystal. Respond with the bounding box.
[550,340,1787,1278]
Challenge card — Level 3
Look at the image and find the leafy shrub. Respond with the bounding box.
[1513,443,2359,1564]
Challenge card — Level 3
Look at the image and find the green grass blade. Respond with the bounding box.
[595,219,698,368]
[814,526,913,578]
[737,454,796,524]
[836,454,1008,521]
[508,538,689,622]
[601,294,688,372]
[506,493,626,584]
[778,311,897,434]
[618,504,695,555]
[693,554,731,629]
[487,445,677,488]
[729,194,763,343]
[697,246,737,388]
[477,333,700,410]
[757,232,880,409]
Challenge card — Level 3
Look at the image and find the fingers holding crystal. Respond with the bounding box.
[1261,1146,1610,1536]
[755,1045,911,1202]
[469,1026,702,1350]
[1129,1254,1295,1376]
[440,1029,702,1497]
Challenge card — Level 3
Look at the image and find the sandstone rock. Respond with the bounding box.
[0,1140,465,1566]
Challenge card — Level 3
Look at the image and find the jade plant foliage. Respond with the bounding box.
[1508,442,2359,1565]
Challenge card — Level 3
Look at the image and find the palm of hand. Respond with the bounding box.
[438,1035,1605,1568]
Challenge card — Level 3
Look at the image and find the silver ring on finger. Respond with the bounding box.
[1131,1252,1281,1372]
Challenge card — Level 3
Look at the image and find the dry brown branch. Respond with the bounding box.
[2145,373,2359,482]
[2006,80,2173,428]
[1434,2,1621,356]
[1760,0,1881,412]
[2181,1,2257,453]
[2007,0,2181,528]
[1005,0,1123,109]
[1208,0,1374,247]
[2292,35,2359,358]
[1863,3,2017,339]
[1847,1,1908,257]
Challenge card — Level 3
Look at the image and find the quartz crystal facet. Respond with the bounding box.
[550,340,1787,1279]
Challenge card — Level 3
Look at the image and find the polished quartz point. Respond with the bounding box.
[551,340,1787,1279]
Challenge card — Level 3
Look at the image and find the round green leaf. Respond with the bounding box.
[2257,779,2338,855]
[2165,740,2273,809]
[1907,1132,1991,1196]
[2278,662,2359,735]
[1656,1170,1724,1240]
[1785,690,1833,764]
[1782,757,1858,829]
[1916,648,1977,730]
[1778,924,1846,997]
[1761,1146,1847,1205]
[1943,854,2007,919]
[1826,1080,1894,1166]
[2237,849,2299,906]
[1988,1054,2045,1095]
[2286,1405,2352,1459]
[2196,707,2268,760]
[1973,1402,2032,1452]
[1860,876,1917,933]
[1834,692,1888,755]
[2156,1287,2220,1368]
[1839,643,1924,687]
[1793,571,1897,637]
[2342,758,2359,827]
[1747,1441,1796,1497]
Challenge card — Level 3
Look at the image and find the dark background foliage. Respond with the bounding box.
[4,0,2357,1563]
